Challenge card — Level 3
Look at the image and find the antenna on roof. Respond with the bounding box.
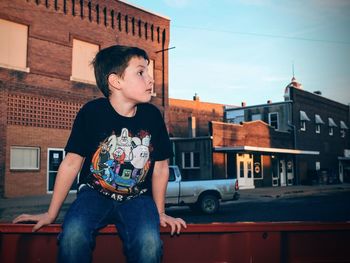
[292,61,295,78]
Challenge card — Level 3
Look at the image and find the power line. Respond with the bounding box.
[173,25,350,45]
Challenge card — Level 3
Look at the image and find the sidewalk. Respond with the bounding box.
[1,183,350,223]
[240,183,350,199]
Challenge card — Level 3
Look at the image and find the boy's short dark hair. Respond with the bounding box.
[92,45,149,97]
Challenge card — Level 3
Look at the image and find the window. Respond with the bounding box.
[182,152,200,169]
[315,114,324,134]
[252,114,262,121]
[268,112,279,130]
[148,59,156,96]
[316,124,321,134]
[71,39,99,84]
[341,130,346,138]
[226,109,244,124]
[328,117,337,136]
[340,120,348,138]
[300,111,310,131]
[0,19,29,72]
[10,146,40,170]
[168,167,176,182]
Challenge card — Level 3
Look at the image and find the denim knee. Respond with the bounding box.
[58,219,95,263]
[127,228,162,263]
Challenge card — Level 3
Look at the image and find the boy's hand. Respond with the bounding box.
[13,212,55,232]
[159,213,187,235]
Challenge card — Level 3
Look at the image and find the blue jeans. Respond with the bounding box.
[57,186,162,263]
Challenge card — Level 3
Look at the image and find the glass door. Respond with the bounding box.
[236,154,254,189]
[47,148,78,193]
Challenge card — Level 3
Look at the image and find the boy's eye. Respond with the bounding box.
[138,71,144,76]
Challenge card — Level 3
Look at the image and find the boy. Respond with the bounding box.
[13,45,187,263]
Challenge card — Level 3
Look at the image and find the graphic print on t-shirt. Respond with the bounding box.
[90,128,152,195]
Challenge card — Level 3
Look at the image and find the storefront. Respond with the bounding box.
[213,146,319,189]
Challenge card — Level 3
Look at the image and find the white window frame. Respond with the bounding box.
[300,121,306,131]
[268,112,279,130]
[181,152,200,169]
[329,127,333,136]
[341,129,346,138]
[70,39,99,84]
[316,124,320,134]
[10,146,40,170]
[0,19,30,72]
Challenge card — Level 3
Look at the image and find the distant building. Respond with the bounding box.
[0,0,170,197]
[224,78,350,187]
[168,94,229,137]
[170,78,350,189]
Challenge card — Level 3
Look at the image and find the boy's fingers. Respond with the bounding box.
[13,214,33,223]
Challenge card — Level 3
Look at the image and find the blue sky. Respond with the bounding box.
[125,0,350,106]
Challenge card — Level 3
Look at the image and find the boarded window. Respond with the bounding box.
[10,146,40,170]
[0,19,29,72]
[71,39,99,84]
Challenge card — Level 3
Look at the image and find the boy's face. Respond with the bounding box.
[116,56,154,104]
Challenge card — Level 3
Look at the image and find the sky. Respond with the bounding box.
[124,0,350,106]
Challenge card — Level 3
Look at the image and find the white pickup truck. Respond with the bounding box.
[165,165,240,214]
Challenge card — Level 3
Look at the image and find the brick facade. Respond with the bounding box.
[290,87,350,184]
[0,0,170,197]
[211,121,293,149]
[169,96,227,137]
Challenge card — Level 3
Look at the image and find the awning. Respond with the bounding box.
[340,121,349,129]
[300,111,310,121]
[315,114,325,124]
[328,117,337,127]
[214,146,319,155]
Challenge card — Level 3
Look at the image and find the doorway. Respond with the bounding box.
[236,154,254,189]
[47,148,78,193]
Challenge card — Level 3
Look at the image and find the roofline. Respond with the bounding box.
[290,86,350,107]
[119,0,170,20]
[214,146,319,155]
[225,101,291,111]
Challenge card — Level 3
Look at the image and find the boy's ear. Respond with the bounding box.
[108,73,121,90]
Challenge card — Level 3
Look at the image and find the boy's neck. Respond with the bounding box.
[109,97,137,117]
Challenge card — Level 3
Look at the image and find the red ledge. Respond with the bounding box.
[1,221,350,234]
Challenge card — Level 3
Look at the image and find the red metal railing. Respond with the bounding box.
[1,222,350,263]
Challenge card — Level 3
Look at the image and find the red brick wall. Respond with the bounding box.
[0,0,170,197]
[5,126,71,197]
[211,120,293,149]
[169,98,226,137]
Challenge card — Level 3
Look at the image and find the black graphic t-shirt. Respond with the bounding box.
[65,98,173,201]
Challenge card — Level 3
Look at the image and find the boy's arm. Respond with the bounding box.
[152,159,187,235]
[13,152,84,232]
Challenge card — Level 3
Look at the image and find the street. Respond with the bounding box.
[165,191,350,223]
[1,187,350,224]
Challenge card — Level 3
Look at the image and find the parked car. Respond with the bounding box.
[165,165,240,214]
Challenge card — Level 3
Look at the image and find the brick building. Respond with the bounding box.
[224,78,350,187]
[0,0,170,197]
[170,78,349,189]
[168,94,228,137]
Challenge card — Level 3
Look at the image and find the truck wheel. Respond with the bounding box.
[199,194,219,214]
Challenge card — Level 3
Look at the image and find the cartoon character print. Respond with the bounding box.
[90,128,151,195]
